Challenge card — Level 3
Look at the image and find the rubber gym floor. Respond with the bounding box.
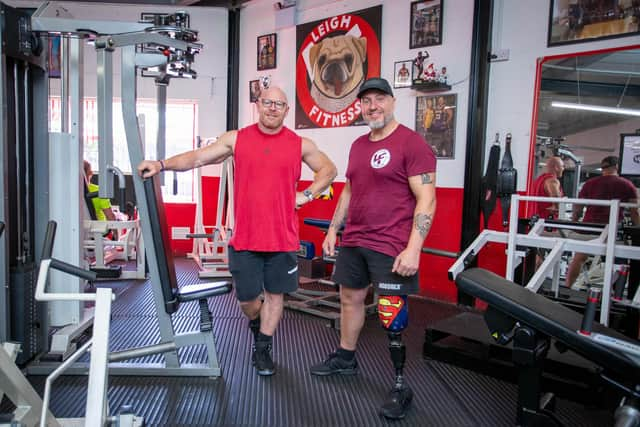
[1,258,613,426]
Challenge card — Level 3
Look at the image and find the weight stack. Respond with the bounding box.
[10,262,42,364]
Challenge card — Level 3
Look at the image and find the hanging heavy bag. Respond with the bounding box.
[497,133,517,227]
[480,134,501,228]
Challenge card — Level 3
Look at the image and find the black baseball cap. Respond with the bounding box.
[357,77,394,99]
[601,156,618,169]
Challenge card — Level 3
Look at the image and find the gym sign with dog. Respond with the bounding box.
[295,6,381,129]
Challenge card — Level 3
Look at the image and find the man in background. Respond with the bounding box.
[566,156,639,288]
[531,156,565,220]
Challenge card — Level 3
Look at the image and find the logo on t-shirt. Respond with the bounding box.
[371,149,390,169]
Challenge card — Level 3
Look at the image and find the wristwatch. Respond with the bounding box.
[303,189,313,202]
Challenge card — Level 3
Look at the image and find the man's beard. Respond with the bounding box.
[366,113,393,130]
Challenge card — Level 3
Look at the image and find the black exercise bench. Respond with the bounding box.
[455,268,640,427]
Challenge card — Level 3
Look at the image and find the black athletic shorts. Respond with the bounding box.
[333,246,419,296]
[228,246,299,302]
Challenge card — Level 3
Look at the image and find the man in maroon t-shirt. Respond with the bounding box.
[138,86,337,376]
[310,77,437,420]
[566,156,639,288]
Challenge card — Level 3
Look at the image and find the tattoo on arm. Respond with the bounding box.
[329,215,346,230]
[421,173,432,184]
[414,213,433,237]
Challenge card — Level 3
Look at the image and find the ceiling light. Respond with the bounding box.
[551,101,640,117]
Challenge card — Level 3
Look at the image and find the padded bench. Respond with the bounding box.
[455,268,640,427]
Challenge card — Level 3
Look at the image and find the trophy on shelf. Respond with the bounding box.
[412,50,450,91]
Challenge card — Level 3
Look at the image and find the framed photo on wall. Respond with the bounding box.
[410,0,443,49]
[249,79,261,103]
[416,93,456,158]
[619,133,640,178]
[48,36,61,78]
[394,60,413,88]
[257,33,277,71]
[548,1,640,46]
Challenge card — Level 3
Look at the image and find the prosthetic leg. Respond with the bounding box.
[378,295,413,419]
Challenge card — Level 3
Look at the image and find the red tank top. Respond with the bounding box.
[229,124,302,251]
[531,172,562,219]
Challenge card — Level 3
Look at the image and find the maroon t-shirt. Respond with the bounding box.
[229,124,302,251]
[531,172,563,219]
[341,124,437,257]
[578,175,638,223]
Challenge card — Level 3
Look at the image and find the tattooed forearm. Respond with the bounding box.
[421,173,432,184]
[329,215,346,230]
[414,213,433,237]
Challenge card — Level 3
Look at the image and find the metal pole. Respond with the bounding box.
[157,84,166,187]
[23,62,31,260]
[60,37,69,133]
[13,62,23,263]
[97,48,114,199]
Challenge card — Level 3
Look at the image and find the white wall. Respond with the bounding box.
[487,0,640,190]
[238,0,474,185]
[14,0,640,187]
[566,118,640,168]
[9,0,228,174]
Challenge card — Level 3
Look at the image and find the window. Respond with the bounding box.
[49,97,197,202]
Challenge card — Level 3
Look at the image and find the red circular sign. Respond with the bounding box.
[296,13,381,128]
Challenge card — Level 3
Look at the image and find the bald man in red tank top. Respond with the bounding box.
[138,86,337,376]
[531,156,564,220]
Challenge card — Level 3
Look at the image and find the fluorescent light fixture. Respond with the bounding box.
[551,101,640,117]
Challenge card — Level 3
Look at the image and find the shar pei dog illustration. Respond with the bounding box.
[308,34,367,112]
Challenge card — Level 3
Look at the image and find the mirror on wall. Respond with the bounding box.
[532,45,640,200]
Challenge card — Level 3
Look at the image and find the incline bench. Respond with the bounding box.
[455,268,640,427]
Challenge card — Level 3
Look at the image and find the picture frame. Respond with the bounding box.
[249,79,261,103]
[548,1,640,47]
[619,133,640,178]
[48,36,61,78]
[410,0,443,49]
[394,60,413,88]
[257,33,277,71]
[416,93,457,159]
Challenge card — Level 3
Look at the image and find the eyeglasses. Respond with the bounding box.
[259,98,287,110]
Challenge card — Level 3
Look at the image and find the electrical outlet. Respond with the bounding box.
[171,227,190,240]
[490,49,510,62]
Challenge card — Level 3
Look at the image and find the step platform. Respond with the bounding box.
[424,311,607,405]
[90,265,122,279]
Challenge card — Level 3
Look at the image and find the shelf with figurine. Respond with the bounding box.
[411,79,451,92]
[411,51,450,92]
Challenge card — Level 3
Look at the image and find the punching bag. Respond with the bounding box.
[480,134,501,228]
[497,133,517,227]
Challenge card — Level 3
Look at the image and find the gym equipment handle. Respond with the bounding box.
[50,259,98,281]
[41,220,97,281]
[422,247,460,259]
[41,221,57,260]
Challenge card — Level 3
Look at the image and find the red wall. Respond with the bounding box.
[162,177,512,304]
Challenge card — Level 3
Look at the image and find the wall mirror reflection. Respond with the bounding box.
[532,45,640,206]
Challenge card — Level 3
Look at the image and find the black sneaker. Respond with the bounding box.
[380,385,413,420]
[253,342,275,376]
[310,352,358,376]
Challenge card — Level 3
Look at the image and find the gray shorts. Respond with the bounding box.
[228,246,299,302]
[333,246,419,296]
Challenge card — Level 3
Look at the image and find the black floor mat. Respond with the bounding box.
[1,258,613,426]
